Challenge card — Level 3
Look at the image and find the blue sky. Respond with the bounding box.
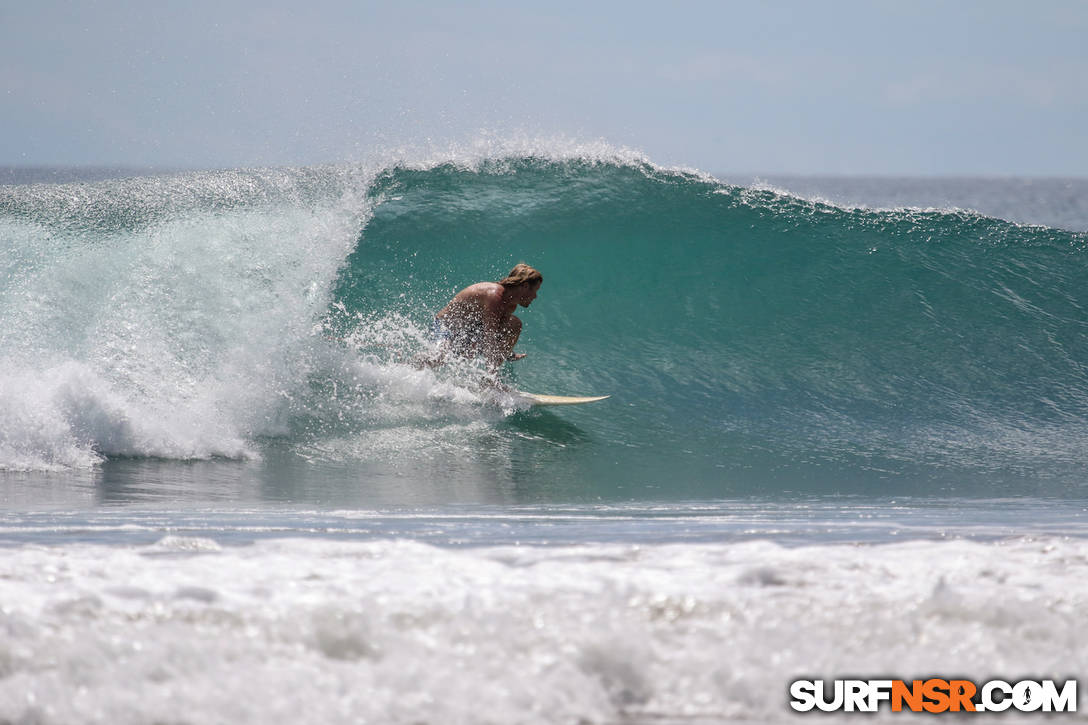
[2,0,1086,174]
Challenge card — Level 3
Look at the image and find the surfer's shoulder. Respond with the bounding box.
[456,281,503,300]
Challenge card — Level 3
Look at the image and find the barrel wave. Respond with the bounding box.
[3,148,1088,498]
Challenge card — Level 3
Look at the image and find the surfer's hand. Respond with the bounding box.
[507,352,527,361]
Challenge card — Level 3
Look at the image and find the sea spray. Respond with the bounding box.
[0,167,371,469]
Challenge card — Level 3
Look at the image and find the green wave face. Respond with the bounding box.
[334,158,1088,496]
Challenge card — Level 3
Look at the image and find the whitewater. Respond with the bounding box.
[2,141,1087,723]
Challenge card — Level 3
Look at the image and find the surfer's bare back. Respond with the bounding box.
[429,263,542,369]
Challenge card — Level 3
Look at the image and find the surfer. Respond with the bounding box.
[426,263,542,369]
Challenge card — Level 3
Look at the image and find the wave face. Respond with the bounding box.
[3,149,1088,496]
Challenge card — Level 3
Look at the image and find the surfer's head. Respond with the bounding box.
[498,263,542,289]
[499,263,542,307]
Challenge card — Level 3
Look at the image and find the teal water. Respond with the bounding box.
[333,159,1088,498]
[2,151,1088,503]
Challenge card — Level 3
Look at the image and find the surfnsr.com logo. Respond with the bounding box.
[789,679,1077,713]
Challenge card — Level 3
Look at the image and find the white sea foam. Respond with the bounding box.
[0,535,1083,724]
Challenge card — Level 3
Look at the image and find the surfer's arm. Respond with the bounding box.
[479,293,525,367]
[480,306,508,368]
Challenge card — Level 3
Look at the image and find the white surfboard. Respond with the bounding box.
[519,392,610,406]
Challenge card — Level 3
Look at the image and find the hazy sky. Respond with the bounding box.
[2,1,1086,174]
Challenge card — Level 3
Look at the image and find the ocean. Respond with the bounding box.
[2,143,1087,723]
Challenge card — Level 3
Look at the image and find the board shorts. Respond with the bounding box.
[429,318,478,357]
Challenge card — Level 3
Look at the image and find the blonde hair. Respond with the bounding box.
[498,263,542,288]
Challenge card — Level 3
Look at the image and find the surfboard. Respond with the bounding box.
[518,392,610,406]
